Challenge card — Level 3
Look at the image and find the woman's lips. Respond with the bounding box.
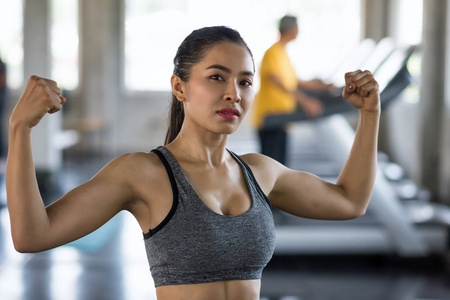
[217,108,240,120]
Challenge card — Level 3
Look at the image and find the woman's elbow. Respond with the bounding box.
[12,234,44,253]
[340,190,371,219]
[346,202,368,220]
[352,207,367,219]
[13,239,33,253]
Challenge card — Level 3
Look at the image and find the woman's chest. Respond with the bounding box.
[184,167,252,216]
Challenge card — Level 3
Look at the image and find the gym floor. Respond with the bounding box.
[0,140,449,300]
[1,205,449,300]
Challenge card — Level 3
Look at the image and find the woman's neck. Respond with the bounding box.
[166,129,229,167]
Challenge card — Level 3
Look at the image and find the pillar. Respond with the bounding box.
[23,0,63,173]
[78,0,122,154]
[361,0,390,42]
[438,1,450,204]
[418,0,447,201]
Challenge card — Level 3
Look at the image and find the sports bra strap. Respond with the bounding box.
[227,150,272,209]
[143,149,179,239]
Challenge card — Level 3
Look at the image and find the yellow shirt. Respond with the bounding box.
[252,42,298,129]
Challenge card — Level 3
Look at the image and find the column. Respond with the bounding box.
[438,1,450,204]
[418,0,447,201]
[78,0,122,154]
[23,0,63,174]
[361,0,390,42]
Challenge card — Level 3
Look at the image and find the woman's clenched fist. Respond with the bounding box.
[10,76,66,129]
[342,70,380,113]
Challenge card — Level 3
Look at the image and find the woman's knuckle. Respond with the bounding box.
[37,79,47,87]
[35,84,45,93]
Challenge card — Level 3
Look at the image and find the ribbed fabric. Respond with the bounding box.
[144,146,276,287]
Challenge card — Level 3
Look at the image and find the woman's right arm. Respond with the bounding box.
[7,76,135,252]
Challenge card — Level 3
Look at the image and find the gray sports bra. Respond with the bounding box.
[144,146,276,287]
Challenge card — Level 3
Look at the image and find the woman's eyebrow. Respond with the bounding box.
[206,64,254,77]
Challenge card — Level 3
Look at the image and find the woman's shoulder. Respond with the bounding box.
[238,152,267,166]
[235,152,283,175]
[110,151,158,165]
[235,152,281,195]
[102,151,167,180]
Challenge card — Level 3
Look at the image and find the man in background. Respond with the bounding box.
[252,15,335,165]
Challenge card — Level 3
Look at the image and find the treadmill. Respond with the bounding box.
[263,42,415,130]
[258,42,449,257]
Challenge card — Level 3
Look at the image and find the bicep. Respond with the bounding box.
[41,157,135,250]
[269,168,358,220]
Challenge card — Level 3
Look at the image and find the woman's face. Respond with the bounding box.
[181,41,255,136]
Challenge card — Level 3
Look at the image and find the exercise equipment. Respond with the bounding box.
[231,40,449,257]
[263,44,417,129]
[273,115,448,256]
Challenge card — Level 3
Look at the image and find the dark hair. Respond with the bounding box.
[164,26,254,145]
[279,15,297,34]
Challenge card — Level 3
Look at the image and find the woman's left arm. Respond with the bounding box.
[265,70,380,220]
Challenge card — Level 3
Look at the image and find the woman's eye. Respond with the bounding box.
[241,79,253,86]
[211,75,223,81]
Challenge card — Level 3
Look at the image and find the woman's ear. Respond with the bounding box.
[171,75,186,102]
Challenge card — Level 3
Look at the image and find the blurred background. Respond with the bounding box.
[0,0,450,299]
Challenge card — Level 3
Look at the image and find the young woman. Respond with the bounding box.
[6,26,380,300]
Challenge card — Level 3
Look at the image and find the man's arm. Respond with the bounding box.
[267,73,323,117]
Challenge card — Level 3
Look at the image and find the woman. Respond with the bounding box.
[7,26,380,300]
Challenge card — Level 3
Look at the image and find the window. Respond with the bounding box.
[393,0,423,103]
[0,0,23,89]
[124,0,361,91]
[51,0,79,90]
[395,0,423,46]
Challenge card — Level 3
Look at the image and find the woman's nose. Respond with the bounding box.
[225,82,241,103]
[226,96,240,103]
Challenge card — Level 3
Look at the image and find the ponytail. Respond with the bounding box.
[165,94,184,145]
